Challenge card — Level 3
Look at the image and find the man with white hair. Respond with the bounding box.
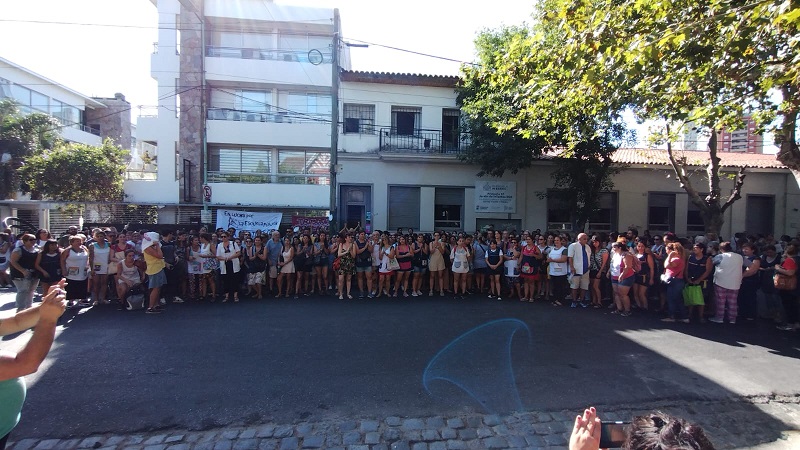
[567,233,592,308]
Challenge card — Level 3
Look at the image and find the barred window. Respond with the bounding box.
[343,103,376,134]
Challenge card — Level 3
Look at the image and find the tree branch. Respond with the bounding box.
[721,165,747,212]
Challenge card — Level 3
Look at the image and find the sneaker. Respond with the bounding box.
[145,307,161,314]
[159,298,166,305]
[708,317,724,324]
[610,310,621,315]
[681,319,690,323]
[660,317,675,322]
[580,302,589,308]
[173,296,184,303]
[367,293,374,299]
[488,294,494,299]
[77,300,92,307]
[570,302,578,308]
[154,305,165,311]
[729,320,736,324]
[411,291,419,297]
[776,324,797,331]
[621,311,632,317]
[497,296,502,301]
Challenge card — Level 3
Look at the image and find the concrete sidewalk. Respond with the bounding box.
[6,397,800,450]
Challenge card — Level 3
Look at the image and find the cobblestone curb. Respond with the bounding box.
[7,397,800,450]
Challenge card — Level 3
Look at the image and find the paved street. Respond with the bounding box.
[1,286,799,449]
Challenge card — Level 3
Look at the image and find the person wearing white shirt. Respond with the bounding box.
[710,242,744,324]
[567,233,592,308]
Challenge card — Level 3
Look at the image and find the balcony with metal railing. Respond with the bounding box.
[378,127,469,154]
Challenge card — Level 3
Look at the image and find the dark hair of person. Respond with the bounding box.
[719,241,733,252]
[740,242,757,252]
[42,239,59,253]
[624,411,715,450]
[200,233,213,242]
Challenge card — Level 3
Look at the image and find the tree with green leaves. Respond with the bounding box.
[0,99,61,199]
[521,0,799,236]
[18,138,127,202]
[458,23,630,232]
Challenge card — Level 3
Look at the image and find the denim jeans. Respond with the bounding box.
[13,276,40,311]
[666,277,686,319]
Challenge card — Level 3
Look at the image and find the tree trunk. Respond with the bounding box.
[774,86,800,188]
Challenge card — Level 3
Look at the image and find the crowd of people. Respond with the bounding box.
[1,223,798,329]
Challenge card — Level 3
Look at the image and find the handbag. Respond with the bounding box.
[332,257,341,271]
[774,272,797,291]
[660,273,673,284]
[388,257,401,271]
[682,284,705,306]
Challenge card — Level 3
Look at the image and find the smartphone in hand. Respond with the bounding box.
[600,421,629,448]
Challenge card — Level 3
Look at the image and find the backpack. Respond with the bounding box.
[627,252,642,273]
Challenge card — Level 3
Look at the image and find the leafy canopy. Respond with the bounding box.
[19,138,128,202]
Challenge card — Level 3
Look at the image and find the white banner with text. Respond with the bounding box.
[216,209,283,233]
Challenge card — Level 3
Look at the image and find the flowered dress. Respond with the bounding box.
[338,244,356,276]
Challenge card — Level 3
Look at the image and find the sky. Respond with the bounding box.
[0,0,536,123]
[0,0,774,152]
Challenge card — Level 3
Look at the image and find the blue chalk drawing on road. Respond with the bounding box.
[422,318,532,414]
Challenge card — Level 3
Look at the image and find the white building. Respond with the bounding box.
[134,0,350,225]
[0,56,105,146]
[0,56,135,232]
[132,0,799,238]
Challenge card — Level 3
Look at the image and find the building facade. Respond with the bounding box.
[134,0,350,225]
[132,0,798,238]
[0,56,135,231]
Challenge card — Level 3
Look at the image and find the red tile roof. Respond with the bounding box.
[341,70,459,87]
[611,148,785,169]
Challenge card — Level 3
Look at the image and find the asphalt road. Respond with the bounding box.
[1,287,799,441]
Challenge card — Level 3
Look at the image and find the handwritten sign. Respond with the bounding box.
[216,209,283,233]
[474,181,516,213]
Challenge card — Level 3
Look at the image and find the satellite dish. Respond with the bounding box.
[308,49,324,65]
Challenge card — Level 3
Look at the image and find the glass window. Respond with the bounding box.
[278,151,305,174]
[343,104,375,134]
[10,84,31,112]
[391,106,421,136]
[648,193,676,232]
[238,90,270,113]
[51,100,63,123]
[434,188,464,230]
[31,90,49,113]
[547,190,572,230]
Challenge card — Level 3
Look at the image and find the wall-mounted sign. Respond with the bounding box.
[474,181,516,213]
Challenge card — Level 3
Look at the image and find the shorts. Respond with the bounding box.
[506,276,519,285]
[356,266,372,273]
[635,274,649,286]
[473,267,487,275]
[569,272,590,290]
[412,266,427,274]
[379,270,394,276]
[148,269,167,289]
[489,267,503,276]
[269,265,278,279]
[612,275,634,288]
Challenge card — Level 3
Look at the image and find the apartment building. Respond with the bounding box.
[134,0,350,225]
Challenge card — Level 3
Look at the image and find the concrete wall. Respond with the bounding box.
[86,93,132,149]
[337,154,798,237]
[339,81,458,154]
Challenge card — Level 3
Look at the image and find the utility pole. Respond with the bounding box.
[329,8,340,235]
